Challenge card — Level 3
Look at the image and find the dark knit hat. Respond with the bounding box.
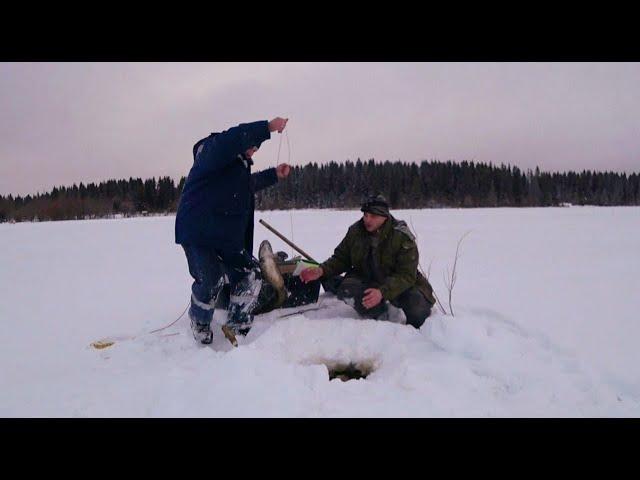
[360,194,390,217]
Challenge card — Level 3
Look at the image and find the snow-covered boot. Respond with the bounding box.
[226,269,262,336]
[190,317,213,344]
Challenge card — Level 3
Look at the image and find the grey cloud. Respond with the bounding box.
[1,62,639,196]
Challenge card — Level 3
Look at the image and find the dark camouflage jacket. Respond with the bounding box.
[320,216,436,304]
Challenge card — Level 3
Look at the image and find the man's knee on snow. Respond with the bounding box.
[337,277,388,319]
[392,287,432,329]
[336,278,365,309]
[321,275,345,295]
[336,277,366,300]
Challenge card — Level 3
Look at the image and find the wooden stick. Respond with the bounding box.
[259,219,319,264]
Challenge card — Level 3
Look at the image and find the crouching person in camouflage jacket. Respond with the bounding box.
[300,194,436,329]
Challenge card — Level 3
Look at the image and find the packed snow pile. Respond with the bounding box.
[1,207,639,416]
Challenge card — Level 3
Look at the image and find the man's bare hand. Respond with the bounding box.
[276,163,291,179]
[300,267,323,283]
[269,117,288,133]
[362,288,383,309]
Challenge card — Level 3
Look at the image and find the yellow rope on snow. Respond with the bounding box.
[90,303,189,350]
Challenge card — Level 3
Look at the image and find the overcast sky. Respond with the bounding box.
[1,62,639,196]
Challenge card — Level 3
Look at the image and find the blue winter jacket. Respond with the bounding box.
[175,120,278,254]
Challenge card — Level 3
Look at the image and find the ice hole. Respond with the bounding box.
[322,360,376,382]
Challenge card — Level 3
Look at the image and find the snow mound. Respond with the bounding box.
[74,296,635,417]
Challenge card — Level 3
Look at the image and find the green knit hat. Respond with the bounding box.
[360,194,390,217]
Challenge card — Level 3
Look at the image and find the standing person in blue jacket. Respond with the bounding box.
[175,117,291,344]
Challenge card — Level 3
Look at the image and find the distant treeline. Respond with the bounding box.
[1,160,639,223]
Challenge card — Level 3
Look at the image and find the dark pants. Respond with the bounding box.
[332,276,432,329]
[182,245,260,327]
